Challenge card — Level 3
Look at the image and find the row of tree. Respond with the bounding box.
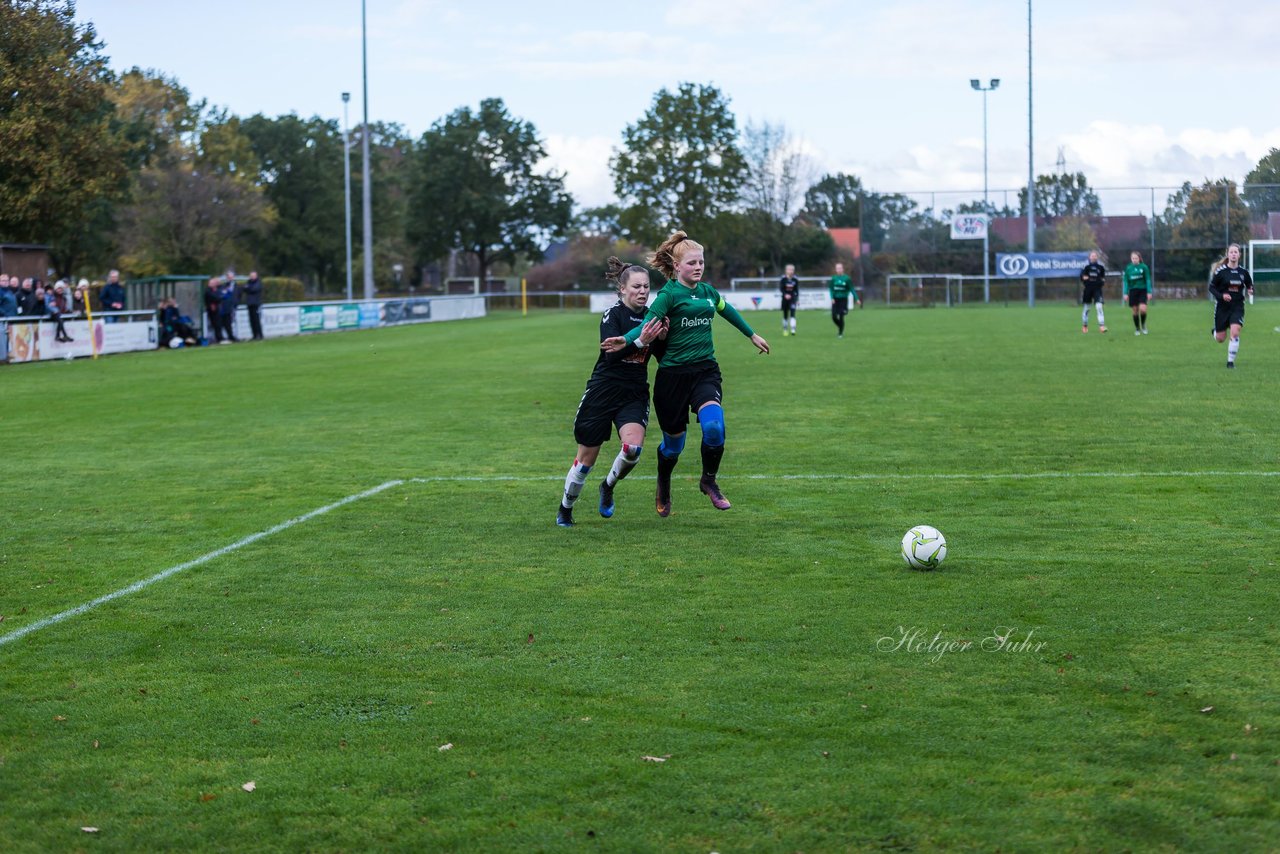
[3,1,1279,291]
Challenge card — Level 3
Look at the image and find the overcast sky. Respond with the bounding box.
[75,0,1280,218]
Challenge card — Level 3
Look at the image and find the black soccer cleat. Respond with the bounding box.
[556,504,575,527]
[655,474,672,518]
[699,476,732,510]
[598,481,615,518]
[1226,361,1235,369]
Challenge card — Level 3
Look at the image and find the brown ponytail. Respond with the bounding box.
[605,256,648,291]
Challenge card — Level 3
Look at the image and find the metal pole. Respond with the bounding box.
[361,0,374,301]
[1150,186,1156,283]
[1223,182,1230,248]
[1026,0,1036,308]
[342,93,353,303]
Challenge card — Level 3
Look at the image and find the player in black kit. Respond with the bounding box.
[779,264,800,336]
[1208,243,1255,368]
[557,257,668,526]
[1079,251,1107,333]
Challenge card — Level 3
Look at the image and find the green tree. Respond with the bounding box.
[1018,172,1102,217]
[0,0,133,275]
[611,83,747,246]
[408,99,572,288]
[241,113,346,289]
[801,173,863,228]
[1243,147,1280,219]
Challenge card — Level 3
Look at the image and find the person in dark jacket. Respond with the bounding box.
[99,269,126,314]
[218,274,239,342]
[0,276,16,317]
[241,270,264,340]
[203,277,224,343]
[17,278,40,315]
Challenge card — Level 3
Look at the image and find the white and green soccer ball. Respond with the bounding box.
[901,525,947,570]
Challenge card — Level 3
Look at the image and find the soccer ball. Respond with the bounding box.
[901,525,947,570]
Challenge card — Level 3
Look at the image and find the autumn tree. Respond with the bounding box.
[408,98,572,288]
[0,0,133,274]
[611,83,747,246]
[741,120,813,273]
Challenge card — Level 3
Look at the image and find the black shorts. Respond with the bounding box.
[652,361,723,435]
[573,381,650,447]
[1213,300,1245,332]
[781,298,797,316]
[1127,288,1148,307]
[1082,284,1104,304]
[831,299,849,317]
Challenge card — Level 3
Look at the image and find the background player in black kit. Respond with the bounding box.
[779,263,800,336]
[1079,251,1107,333]
[1209,243,1254,368]
[557,258,667,527]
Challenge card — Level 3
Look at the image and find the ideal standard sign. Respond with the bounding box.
[996,252,1092,279]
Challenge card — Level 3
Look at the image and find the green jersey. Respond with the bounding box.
[830,274,855,300]
[1122,263,1150,295]
[622,279,754,368]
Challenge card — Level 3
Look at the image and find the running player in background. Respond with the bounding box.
[557,257,667,527]
[779,264,800,336]
[1208,243,1254,369]
[1079,251,1107,333]
[602,231,769,516]
[1122,251,1152,335]
[829,263,859,338]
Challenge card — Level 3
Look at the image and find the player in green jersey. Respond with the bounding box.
[1122,251,1152,335]
[829,263,860,337]
[602,231,769,516]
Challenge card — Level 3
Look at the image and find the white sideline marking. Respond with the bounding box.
[0,480,404,649]
[4,469,1276,648]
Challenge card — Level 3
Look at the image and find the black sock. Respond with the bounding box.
[1133,314,1141,330]
[657,449,679,482]
[700,443,724,479]
[1140,312,1147,330]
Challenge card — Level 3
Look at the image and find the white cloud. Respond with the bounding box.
[543,134,617,208]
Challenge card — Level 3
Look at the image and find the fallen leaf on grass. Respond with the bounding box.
[241,781,256,792]
[641,755,671,763]
[438,743,453,752]
[526,633,534,644]
[92,740,99,749]
[81,826,99,833]
[53,715,67,722]
[1200,706,1214,714]
[201,793,217,802]
[1229,753,1238,761]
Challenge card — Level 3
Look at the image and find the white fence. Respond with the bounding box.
[2,296,487,365]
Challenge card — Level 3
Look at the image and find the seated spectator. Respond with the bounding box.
[158,297,198,347]
[46,281,74,342]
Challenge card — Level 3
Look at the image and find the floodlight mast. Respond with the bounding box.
[361,0,374,301]
[342,92,353,302]
[970,78,999,302]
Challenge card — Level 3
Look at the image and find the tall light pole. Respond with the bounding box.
[360,0,374,301]
[971,78,999,303]
[1026,0,1036,307]
[342,92,353,303]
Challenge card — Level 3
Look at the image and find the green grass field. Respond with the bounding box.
[2,300,1278,851]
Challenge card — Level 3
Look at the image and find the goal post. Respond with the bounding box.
[884,274,967,307]
[1247,239,1280,296]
